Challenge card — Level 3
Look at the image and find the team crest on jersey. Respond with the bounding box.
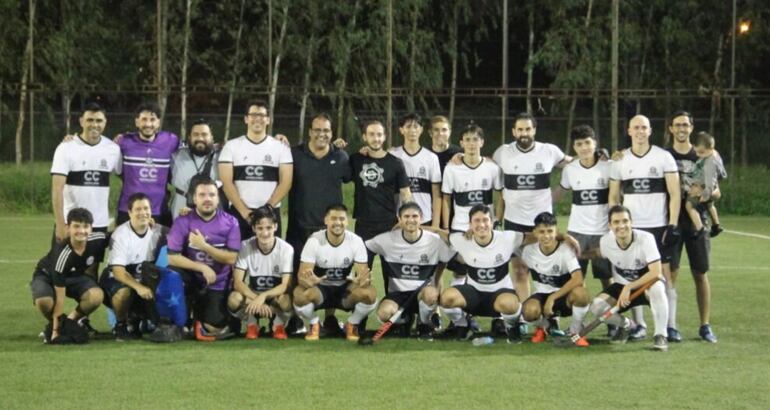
[634,258,644,268]
[649,167,658,177]
[360,163,385,188]
[419,166,426,176]
[145,157,154,165]
[100,159,108,169]
[273,265,280,274]
[597,177,606,187]
[535,162,544,172]
[495,254,503,263]
[86,256,95,266]
[264,154,273,164]
[343,257,351,265]
[420,254,429,264]
[482,179,489,188]
[552,265,561,274]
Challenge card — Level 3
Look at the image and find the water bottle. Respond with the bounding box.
[472,336,495,346]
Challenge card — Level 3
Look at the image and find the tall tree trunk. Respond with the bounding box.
[448,3,459,125]
[592,62,600,144]
[268,1,290,136]
[335,0,361,139]
[62,92,72,136]
[156,0,169,120]
[501,0,509,144]
[526,3,534,114]
[406,2,419,113]
[298,34,316,142]
[15,0,35,166]
[709,34,724,135]
[386,0,393,146]
[224,0,247,142]
[29,7,35,163]
[740,92,747,167]
[180,0,194,140]
[0,80,4,147]
[565,93,578,152]
[610,0,619,152]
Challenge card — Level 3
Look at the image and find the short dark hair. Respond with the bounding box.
[189,118,211,132]
[246,99,269,114]
[192,177,218,194]
[399,113,423,128]
[534,212,557,227]
[468,204,491,220]
[325,203,348,214]
[512,112,537,128]
[362,119,385,134]
[608,205,632,223]
[135,101,161,118]
[398,202,423,216]
[310,112,332,126]
[570,125,596,141]
[670,110,694,127]
[67,208,93,225]
[249,206,277,227]
[462,123,485,140]
[127,193,151,211]
[81,102,106,115]
[695,131,715,149]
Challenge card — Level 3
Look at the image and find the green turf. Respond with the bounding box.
[1,215,768,409]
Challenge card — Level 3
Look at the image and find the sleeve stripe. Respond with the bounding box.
[55,248,72,274]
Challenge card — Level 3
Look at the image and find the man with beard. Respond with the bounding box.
[170,119,220,220]
[167,178,240,341]
[116,102,180,226]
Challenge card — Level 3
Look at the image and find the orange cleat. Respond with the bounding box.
[272,324,288,340]
[345,322,360,342]
[245,323,260,340]
[531,327,547,343]
[575,336,590,347]
[194,321,216,342]
[305,323,320,341]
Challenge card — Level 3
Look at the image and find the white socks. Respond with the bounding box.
[450,276,466,287]
[443,307,467,326]
[648,281,669,338]
[632,306,647,329]
[348,302,376,325]
[570,305,589,335]
[294,303,318,326]
[501,305,522,329]
[666,287,678,328]
[418,301,436,324]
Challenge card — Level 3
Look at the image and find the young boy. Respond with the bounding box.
[685,132,725,237]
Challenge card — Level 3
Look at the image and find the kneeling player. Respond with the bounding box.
[582,205,670,351]
[30,208,105,342]
[100,193,166,340]
[293,204,376,342]
[228,207,294,340]
[366,203,454,340]
[439,205,525,343]
[520,212,590,346]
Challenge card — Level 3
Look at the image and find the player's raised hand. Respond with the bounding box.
[54,222,67,243]
[298,269,322,288]
[275,134,290,146]
[352,268,372,287]
[188,229,208,249]
[332,138,348,149]
[563,233,582,257]
[62,134,77,142]
[178,207,192,216]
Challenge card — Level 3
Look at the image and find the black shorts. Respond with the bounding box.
[383,290,419,314]
[317,284,352,310]
[355,219,397,290]
[194,289,229,328]
[637,226,673,264]
[526,292,573,317]
[30,270,98,302]
[568,231,612,279]
[99,273,129,308]
[670,212,710,274]
[504,220,534,233]
[454,284,516,317]
[231,205,282,241]
[601,283,649,313]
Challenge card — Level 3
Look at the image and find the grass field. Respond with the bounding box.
[1,215,769,409]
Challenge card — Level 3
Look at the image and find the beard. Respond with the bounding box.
[190,142,213,156]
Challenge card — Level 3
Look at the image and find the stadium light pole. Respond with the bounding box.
[610,0,619,152]
[501,0,509,146]
[730,0,736,180]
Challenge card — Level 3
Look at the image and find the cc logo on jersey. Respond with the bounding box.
[476,268,496,281]
[244,166,265,178]
[139,168,158,179]
[252,276,276,288]
[632,179,650,190]
[468,191,484,203]
[194,251,214,264]
[401,265,420,277]
[325,268,344,279]
[516,175,535,186]
[84,171,101,183]
[580,190,599,201]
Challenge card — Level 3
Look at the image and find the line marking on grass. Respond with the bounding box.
[0,259,37,264]
[712,266,770,271]
[725,230,770,240]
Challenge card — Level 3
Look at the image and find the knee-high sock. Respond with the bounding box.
[631,305,647,328]
[666,287,678,328]
[501,305,522,329]
[348,302,376,325]
[443,307,467,326]
[648,281,669,338]
[293,303,318,326]
[450,276,465,287]
[418,301,436,324]
[570,305,590,335]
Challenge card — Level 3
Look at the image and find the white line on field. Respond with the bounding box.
[711,266,770,271]
[725,230,770,240]
[0,259,37,264]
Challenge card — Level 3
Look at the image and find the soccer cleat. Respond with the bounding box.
[344,322,360,342]
[453,326,474,341]
[430,312,442,330]
[606,324,619,339]
[574,336,590,347]
[699,324,718,343]
[417,324,435,341]
[610,326,630,344]
[490,318,507,336]
[506,324,523,344]
[547,317,565,337]
[194,321,216,342]
[114,322,135,341]
[531,327,547,343]
[77,317,98,337]
[710,224,723,238]
[629,324,647,341]
[518,322,529,336]
[691,227,707,239]
[245,323,260,340]
[468,315,482,333]
[272,324,288,340]
[652,334,669,352]
[305,323,321,341]
[667,327,683,343]
[322,315,344,338]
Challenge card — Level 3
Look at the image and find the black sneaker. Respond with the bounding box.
[506,324,522,344]
[710,224,724,238]
[490,318,507,336]
[606,324,619,338]
[430,313,442,330]
[699,324,718,343]
[322,315,344,338]
[468,315,481,333]
[454,326,474,341]
[667,327,682,343]
[610,325,630,344]
[417,324,435,341]
[114,322,132,341]
[652,334,669,351]
[78,317,98,337]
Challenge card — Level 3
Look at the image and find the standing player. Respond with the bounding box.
[390,113,442,227]
[228,207,294,340]
[51,102,121,245]
[666,111,719,343]
[99,193,166,340]
[366,203,455,340]
[219,99,293,240]
[609,114,680,341]
[116,102,180,226]
[439,205,525,343]
[292,204,376,342]
[427,115,462,174]
[493,112,571,301]
[581,205,670,351]
[170,118,220,220]
[30,208,106,342]
[167,178,241,341]
[520,212,590,345]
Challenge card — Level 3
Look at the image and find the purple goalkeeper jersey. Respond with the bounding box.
[167,209,241,291]
[118,131,180,214]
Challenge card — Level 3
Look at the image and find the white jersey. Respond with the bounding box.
[560,159,612,235]
[610,146,677,228]
[300,230,368,287]
[442,159,503,231]
[366,229,455,292]
[107,222,165,280]
[218,135,292,209]
[520,242,581,294]
[600,229,661,285]
[50,136,122,228]
[449,231,523,292]
[493,142,564,226]
[390,146,442,222]
[235,237,294,292]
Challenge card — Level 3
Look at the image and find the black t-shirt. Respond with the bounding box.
[350,153,410,223]
[429,144,463,175]
[35,233,107,286]
[288,143,351,230]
